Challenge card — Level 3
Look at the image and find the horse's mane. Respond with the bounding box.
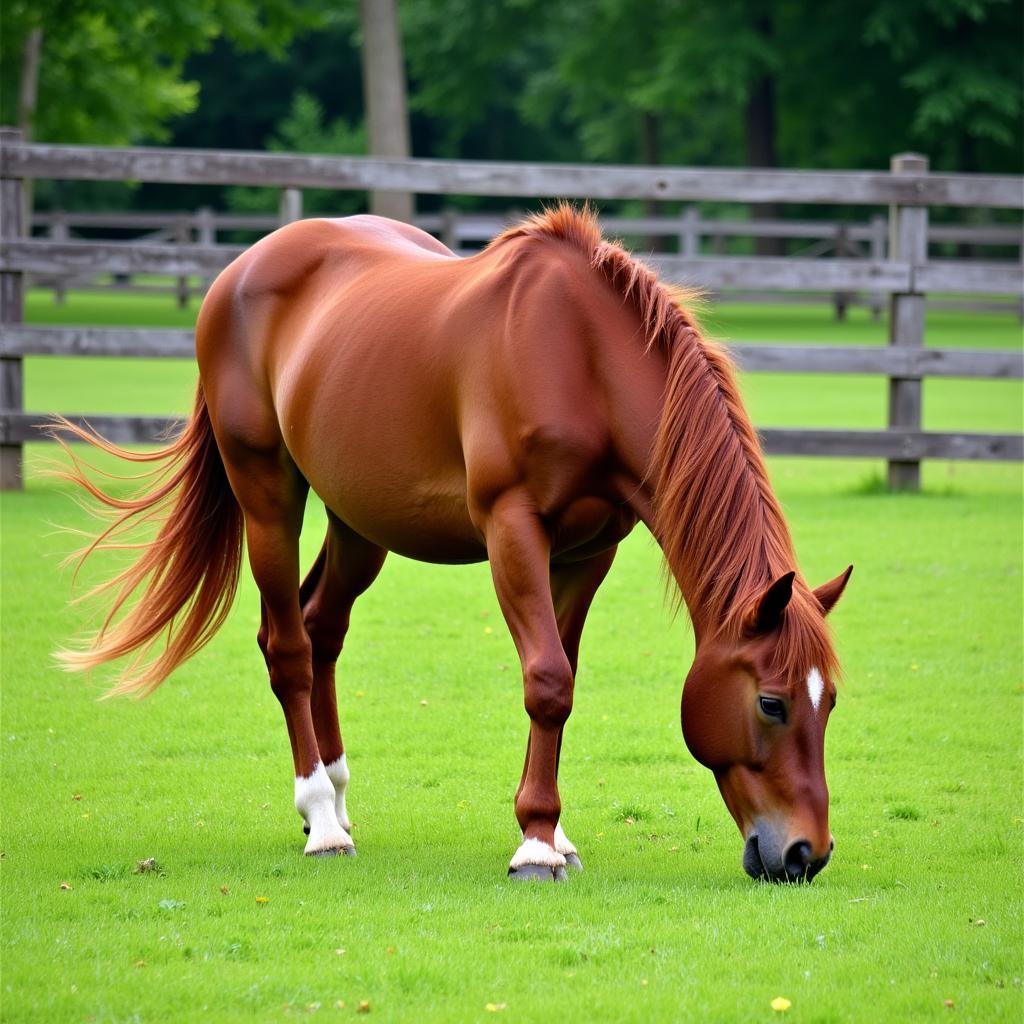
[493,205,839,684]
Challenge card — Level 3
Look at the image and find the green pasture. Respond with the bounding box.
[1,289,1021,1022]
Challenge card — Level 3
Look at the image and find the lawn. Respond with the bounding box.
[1,289,1021,1022]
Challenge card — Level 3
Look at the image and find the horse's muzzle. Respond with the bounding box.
[743,832,832,884]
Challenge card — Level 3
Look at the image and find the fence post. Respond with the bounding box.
[51,209,69,304]
[887,152,929,492]
[869,213,886,321]
[0,127,25,490]
[174,214,190,309]
[832,223,850,321]
[279,188,303,225]
[196,206,215,294]
[679,205,699,256]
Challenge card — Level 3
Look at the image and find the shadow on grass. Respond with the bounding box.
[845,472,964,498]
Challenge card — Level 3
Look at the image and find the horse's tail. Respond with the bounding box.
[49,383,244,698]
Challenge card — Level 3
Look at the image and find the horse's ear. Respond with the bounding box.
[813,565,853,616]
[745,571,796,635]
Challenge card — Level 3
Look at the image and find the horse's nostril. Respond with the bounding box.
[783,840,813,880]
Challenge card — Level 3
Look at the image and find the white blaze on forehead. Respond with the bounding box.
[806,667,825,711]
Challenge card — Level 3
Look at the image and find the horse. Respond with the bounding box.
[53,205,851,883]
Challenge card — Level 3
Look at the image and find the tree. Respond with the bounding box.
[0,1,324,145]
[359,0,414,220]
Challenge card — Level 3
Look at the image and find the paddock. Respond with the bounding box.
[1,137,1021,1022]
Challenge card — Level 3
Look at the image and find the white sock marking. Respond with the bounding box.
[295,762,353,854]
[324,754,351,831]
[806,667,825,712]
[509,837,566,870]
[553,822,577,857]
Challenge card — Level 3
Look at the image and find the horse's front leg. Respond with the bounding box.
[483,493,574,881]
[543,546,619,871]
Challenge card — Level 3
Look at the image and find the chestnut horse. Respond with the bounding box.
[55,206,851,883]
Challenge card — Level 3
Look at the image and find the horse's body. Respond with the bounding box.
[198,214,645,567]
[57,207,851,882]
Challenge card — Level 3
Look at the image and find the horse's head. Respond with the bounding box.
[681,566,852,883]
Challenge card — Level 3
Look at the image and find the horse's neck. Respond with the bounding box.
[587,321,670,532]
[602,320,788,642]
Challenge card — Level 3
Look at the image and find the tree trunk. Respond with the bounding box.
[17,27,42,232]
[745,16,782,256]
[641,112,662,252]
[359,0,414,222]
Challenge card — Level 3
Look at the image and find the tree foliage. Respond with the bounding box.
[0,0,323,143]
[3,0,1019,179]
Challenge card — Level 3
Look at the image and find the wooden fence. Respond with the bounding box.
[1,129,1021,492]
[28,207,1023,317]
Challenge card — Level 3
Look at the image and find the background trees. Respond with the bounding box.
[3,0,1020,215]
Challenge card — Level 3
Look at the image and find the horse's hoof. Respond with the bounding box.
[508,863,565,882]
[564,852,583,872]
[308,845,356,858]
[553,864,569,882]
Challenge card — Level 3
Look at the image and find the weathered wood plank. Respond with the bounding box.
[650,256,911,291]
[928,224,1022,245]
[30,209,1021,249]
[729,344,1024,378]
[886,155,929,491]
[914,261,1024,295]
[0,239,244,276]
[5,411,1019,462]
[1,127,25,490]
[2,413,181,445]
[0,326,196,357]
[3,239,918,292]
[759,428,1023,460]
[4,327,1020,380]
[4,141,1022,208]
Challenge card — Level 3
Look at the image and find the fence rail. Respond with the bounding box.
[4,326,1021,380]
[1,131,1022,491]
[4,141,1022,207]
[30,206,1021,317]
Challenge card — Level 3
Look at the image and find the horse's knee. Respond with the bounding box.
[303,602,347,663]
[523,656,574,728]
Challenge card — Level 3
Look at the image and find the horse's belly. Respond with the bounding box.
[309,462,485,564]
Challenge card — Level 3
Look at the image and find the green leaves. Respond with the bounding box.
[0,0,326,144]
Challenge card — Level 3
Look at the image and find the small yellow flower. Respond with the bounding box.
[771,996,792,1012]
[255,896,269,904]
[484,1004,507,1012]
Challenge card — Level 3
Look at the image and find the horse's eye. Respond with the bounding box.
[758,696,787,723]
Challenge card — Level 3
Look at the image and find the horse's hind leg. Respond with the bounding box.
[227,443,354,856]
[299,513,387,835]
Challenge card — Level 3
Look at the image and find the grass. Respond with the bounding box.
[1,290,1022,1022]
